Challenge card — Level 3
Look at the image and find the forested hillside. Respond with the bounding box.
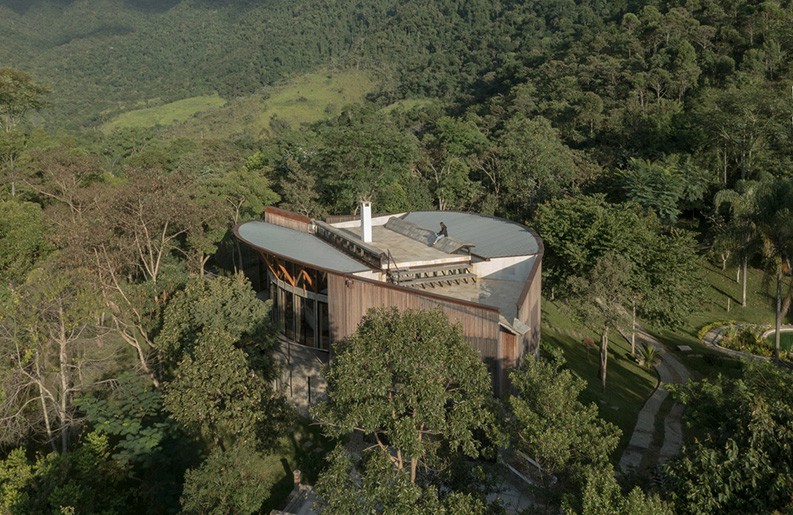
[2,0,793,512]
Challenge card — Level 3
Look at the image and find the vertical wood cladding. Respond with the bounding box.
[264,207,311,232]
[328,273,501,360]
[517,260,542,360]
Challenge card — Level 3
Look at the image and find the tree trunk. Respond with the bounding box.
[600,326,609,391]
[59,307,70,453]
[741,257,748,307]
[631,304,636,357]
[774,271,782,362]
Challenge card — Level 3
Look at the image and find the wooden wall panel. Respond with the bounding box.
[516,261,542,362]
[328,273,500,355]
[264,207,311,232]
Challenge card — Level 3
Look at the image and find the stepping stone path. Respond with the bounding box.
[619,330,691,474]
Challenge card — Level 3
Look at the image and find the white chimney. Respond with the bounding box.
[360,201,372,243]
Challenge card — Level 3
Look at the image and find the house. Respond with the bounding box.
[234,203,542,403]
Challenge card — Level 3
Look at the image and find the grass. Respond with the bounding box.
[159,68,378,141]
[646,260,787,380]
[259,416,334,512]
[257,69,376,131]
[101,94,226,132]
[764,331,793,351]
[541,299,657,455]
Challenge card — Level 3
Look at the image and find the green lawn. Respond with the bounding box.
[646,260,786,380]
[101,94,226,132]
[764,331,793,351]
[541,299,657,455]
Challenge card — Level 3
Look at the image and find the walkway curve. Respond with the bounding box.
[618,329,690,474]
[702,324,793,361]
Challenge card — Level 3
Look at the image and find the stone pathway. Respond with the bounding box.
[619,329,690,474]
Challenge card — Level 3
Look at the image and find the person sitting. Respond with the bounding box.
[433,222,448,245]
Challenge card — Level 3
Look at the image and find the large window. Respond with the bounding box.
[261,253,330,351]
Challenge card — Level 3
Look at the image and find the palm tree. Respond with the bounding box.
[754,179,793,361]
[714,181,760,307]
[636,343,663,369]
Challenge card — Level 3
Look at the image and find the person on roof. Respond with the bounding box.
[433,222,448,245]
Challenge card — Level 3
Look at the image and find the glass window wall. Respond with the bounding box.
[263,253,330,351]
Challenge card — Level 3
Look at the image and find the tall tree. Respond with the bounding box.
[0,68,49,132]
[0,267,112,452]
[155,274,277,379]
[0,200,49,288]
[568,253,634,390]
[666,361,793,513]
[753,178,793,361]
[314,308,498,507]
[0,68,49,198]
[714,180,760,307]
[508,349,620,486]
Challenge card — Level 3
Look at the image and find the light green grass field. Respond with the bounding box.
[257,69,377,131]
[101,94,226,132]
[157,68,378,141]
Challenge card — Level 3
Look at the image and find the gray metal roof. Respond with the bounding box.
[400,212,540,258]
[236,221,370,273]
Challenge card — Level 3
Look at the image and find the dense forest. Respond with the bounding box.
[1,0,792,512]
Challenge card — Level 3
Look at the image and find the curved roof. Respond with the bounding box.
[400,211,541,258]
[235,221,370,274]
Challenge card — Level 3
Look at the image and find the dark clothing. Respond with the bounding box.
[437,223,448,238]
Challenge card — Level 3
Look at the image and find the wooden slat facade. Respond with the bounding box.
[517,260,542,361]
[264,206,311,232]
[327,272,506,393]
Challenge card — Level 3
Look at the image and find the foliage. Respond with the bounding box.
[3,432,130,515]
[0,448,32,512]
[0,199,49,286]
[696,320,733,342]
[0,266,110,452]
[315,446,487,515]
[665,361,793,514]
[635,344,663,369]
[314,307,499,501]
[617,158,685,225]
[716,323,771,356]
[156,274,277,377]
[534,195,652,293]
[490,114,582,220]
[75,373,173,467]
[536,195,703,328]
[508,349,620,487]
[564,464,673,515]
[163,329,283,450]
[0,67,49,131]
[567,253,634,390]
[180,442,276,515]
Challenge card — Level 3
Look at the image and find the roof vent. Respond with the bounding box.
[360,201,372,243]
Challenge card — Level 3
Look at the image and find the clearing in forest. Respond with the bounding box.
[100,70,430,139]
[101,95,227,132]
